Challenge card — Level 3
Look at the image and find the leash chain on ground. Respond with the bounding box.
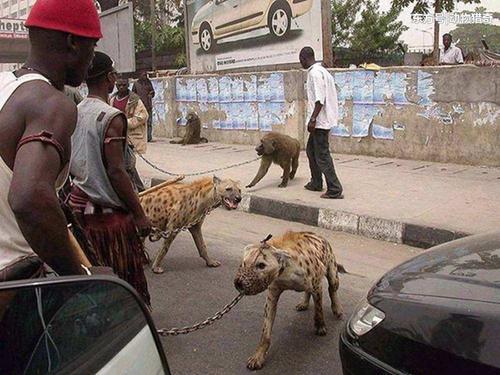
[135,150,261,177]
[157,293,244,336]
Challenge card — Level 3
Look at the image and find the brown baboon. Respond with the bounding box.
[246,132,300,188]
[170,112,208,145]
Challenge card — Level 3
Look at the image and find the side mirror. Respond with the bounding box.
[0,276,170,374]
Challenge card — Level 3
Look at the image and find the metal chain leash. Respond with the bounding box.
[148,204,216,241]
[157,293,244,336]
[136,151,261,177]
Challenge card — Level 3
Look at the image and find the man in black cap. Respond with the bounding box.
[68,51,152,306]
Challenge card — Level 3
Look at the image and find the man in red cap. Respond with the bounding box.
[0,0,103,280]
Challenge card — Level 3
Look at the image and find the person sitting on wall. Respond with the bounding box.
[439,33,464,65]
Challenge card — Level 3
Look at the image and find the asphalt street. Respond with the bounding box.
[145,210,421,374]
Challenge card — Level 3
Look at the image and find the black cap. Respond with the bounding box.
[87,51,115,80]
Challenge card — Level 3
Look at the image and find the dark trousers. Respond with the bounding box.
[147,111,153,142]
[306,129,343,196]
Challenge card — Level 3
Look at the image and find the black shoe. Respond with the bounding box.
[304,183,322,192]
[321,192,344,199]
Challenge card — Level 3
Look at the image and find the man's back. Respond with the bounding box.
[71,97,127,209]
[306,63,338,129]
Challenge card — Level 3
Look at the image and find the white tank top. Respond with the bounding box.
[0,72,51,270]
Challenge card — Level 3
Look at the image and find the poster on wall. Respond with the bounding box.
[185,0,323,73]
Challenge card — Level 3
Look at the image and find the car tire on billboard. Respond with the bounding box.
[200,23,215,52]
[268,2,291,38]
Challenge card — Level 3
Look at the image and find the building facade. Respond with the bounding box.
[0,0,36,18]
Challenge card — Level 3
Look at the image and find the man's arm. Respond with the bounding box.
[148,81,155,98]
[307,72,325,132]
[456,48,464,64]
[308,101,323,132]
[103,115,151,236]
[128,99,149,129]
[8,92,88,275]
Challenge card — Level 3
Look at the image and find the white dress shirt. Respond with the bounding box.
[439,45,464,65]
[306,63,339,130]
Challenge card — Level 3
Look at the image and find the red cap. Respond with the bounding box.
[25,0,102,39]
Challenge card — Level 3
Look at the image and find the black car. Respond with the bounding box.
[340,232,500,375]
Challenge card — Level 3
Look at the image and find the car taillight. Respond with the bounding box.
[348,301,385,336]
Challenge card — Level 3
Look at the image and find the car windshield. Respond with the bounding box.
[0,280,146,374]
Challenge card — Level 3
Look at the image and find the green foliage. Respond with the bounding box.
[451,7,500,52]
[332,0,407,59]
[391,0,480,14]
[134,17,185,53]
[350,1,408,56]
[331,0,364,48]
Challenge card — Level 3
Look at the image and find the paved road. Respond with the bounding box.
[145,210,420,374]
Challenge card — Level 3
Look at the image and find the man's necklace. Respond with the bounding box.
[20,65,57,87]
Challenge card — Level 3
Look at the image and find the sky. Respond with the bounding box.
[377,0,500,50]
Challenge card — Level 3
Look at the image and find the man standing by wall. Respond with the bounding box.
[0,0,101,280]
[110,77,149,153]
[299,47,344,199]
[133,72,155,142]
[439,33,464,65]
[69,52,152,306]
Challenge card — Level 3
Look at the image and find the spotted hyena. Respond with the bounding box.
[234,231,345,370]
[140,176,241,273]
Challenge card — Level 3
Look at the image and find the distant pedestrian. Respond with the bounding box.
[111,77,149,153]
[111,76,148,191]
[299,47,343,199]
[439,33,464,65]
[132,71,155,142]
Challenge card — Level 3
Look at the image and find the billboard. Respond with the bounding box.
[185,0,323,73]
[0,18,28,39]
[97,3,135,73]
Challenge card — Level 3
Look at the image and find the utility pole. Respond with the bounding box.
[150,0,157,71]
[432,0,441,64]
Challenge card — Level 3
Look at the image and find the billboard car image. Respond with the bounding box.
[186,0,322,72]
[191,0,313,53]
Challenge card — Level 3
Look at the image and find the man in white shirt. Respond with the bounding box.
[299,47,343,199]
[439,33,464,65]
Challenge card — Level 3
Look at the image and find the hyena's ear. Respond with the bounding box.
[272,249,290,268]
[213,175,221,185]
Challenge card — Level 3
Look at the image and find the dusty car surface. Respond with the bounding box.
[340,232,500,375]
[191,0,313,52]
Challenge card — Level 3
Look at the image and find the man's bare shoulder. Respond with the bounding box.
[14,82,78,138]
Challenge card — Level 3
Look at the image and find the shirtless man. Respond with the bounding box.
[0,0,102,280]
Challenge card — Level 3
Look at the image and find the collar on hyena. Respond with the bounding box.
[234,236,291,295]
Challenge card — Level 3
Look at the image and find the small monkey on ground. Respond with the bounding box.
[246,132,300,188]
[170,112,208,145]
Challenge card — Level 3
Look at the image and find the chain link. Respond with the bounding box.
[148,204,216,241]
[136,151,261,177]
[157,293,244,336]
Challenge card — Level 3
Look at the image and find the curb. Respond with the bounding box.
[149,178,470,249]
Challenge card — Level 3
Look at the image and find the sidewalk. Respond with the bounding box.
[136,139,500,248]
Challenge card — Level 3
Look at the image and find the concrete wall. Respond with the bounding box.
[150,65,500,166]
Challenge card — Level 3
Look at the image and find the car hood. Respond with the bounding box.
[371,232,500,304]
[192,2,213,28]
